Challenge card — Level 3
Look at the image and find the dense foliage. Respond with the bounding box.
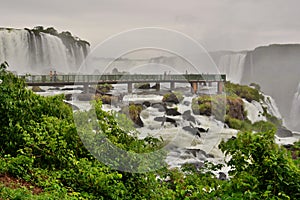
[219,131,300,199]
[0,63,299,199]
[225,82,263,102]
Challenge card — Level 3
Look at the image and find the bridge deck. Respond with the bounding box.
[21,74,226,86]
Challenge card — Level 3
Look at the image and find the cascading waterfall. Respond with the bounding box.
[218,53,246,83]
[289,82,300,131]
[0,28,89,74]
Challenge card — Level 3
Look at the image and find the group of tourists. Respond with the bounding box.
[49,70,57,82]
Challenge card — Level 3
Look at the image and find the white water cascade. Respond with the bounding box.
[218,53,246,83]
[0,28,89,74]
[289,82,300,131]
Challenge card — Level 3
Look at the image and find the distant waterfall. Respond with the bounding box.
[289,82,300,131]
[218,53,246,83]
[0,28,89,74]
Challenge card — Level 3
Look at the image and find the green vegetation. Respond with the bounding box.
[96,83,113,93]
[192,95,227,121]
[0,62,299,199]
[225,81,263,102]
[250,82,261,91]
[219,131,300,199]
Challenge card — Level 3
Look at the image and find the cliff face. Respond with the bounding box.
[210,44,300,131]
[241,44,300,120]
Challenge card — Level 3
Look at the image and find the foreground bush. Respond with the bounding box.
[219,131,300,199]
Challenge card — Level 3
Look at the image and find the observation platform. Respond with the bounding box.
[21,74,226,94]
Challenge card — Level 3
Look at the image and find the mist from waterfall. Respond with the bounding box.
[0,28,89,74]
[218,53,246,83]
[289,82,300,131]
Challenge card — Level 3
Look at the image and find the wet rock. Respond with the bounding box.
[120,103,144,127]
[283,144,293,149]
[218,172,227,180]
[32,86,45,92]
[61,87,74,91]
[48,87,60,91]
[62,87,84,91]
[183,126,198,135]
[154,116,177,127]
[151,83,160,89]
[207,154,215,158]
[142,101,151,108]
[183,125,208,137]
[162,93,180,104]
[192,162,204,170]
[198,127,209,133]
[276,126,293,137]
[77,93,94,101]
[182,110,197,124]
[96,84,113,94]
[151,103,166,112]
[165,108,181,116]
[185,149,208,158]
[65,94,73,101]
[133,116,144,128]
[183,101,191,106]
[230,136,237,140]
[135,83,150,89]
[64,101,79,111]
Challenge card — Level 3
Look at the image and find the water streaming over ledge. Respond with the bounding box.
[0,28,90,74]
[218,53,246,84]
[289,82,300,131]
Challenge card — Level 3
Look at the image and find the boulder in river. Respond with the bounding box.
[162,93,180,104]
[32,86,45,92]
[120,103,144,128]
[182,110,197,124]
[276,126,293,137]
[154,116,177,127]
[165,108,181,116]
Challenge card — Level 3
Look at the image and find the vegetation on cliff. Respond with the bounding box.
[191,81,280,132]
[25,26,90,53]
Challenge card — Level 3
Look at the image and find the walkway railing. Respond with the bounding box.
[20,74,226,84]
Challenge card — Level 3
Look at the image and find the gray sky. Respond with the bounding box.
[1,0,300,51]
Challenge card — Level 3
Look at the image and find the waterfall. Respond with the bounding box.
[289,82,300,131]
[0,28,89,74]
[218,53,246,83]
[262,94,282,120]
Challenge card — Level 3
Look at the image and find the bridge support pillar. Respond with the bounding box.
[170,82,175,90]
[191,82,198,94]
[155,82,160,91]
[128,82,133,93]
[83,83,89,93]
[217,82,223,94]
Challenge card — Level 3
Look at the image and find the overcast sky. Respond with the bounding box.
[1,0,300,51]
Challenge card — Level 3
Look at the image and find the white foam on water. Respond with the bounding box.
[243,99,266,123]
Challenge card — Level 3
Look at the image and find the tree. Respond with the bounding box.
[219,131,300,199]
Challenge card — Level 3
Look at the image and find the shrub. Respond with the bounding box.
[219,131,300,199]
[225,81,262,102]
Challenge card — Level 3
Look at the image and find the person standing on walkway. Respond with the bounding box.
[50,71,53,81]
[54,71,57,82]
